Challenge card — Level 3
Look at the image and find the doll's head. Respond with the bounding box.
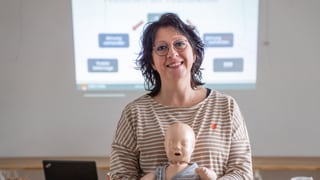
[164,122,195,164]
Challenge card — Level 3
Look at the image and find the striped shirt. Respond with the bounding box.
[110,90,253,179]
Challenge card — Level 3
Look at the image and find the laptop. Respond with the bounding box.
[42,160,99,180]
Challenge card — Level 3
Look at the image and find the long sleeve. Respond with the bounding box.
[110,109,140,180]
[218,99,253,179]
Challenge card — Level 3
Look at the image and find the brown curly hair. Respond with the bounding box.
[136,13,205,96]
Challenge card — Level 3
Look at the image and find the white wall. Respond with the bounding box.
[0,0,319,157]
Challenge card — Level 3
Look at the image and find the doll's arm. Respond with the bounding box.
[195,167,217,180]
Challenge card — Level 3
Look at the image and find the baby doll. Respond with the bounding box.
[141,122,217,180]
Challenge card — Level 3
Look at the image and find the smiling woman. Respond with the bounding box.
[109,13,253,179]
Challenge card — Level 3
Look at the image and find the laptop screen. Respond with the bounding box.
[42,160,98,180]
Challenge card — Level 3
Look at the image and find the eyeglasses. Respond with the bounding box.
[153,39,188,56]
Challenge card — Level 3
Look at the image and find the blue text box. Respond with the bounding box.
[88,59,118,72]
[98,33,129,48]
[203,33,234,47]
[213,58,243,72]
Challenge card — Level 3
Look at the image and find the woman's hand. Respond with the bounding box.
[195,167,217,180]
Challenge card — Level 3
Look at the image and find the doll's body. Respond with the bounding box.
[141,122,217,180]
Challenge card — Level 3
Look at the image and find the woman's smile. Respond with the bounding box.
[166,61,184,68]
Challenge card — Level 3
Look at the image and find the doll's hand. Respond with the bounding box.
[140,172,155,180]
[195,167,217,180]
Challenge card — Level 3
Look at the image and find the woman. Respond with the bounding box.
[110,13,253,179]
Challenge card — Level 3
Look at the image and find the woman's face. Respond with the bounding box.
[152,26,196,85]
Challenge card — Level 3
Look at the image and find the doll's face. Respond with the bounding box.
[164,123,195,164]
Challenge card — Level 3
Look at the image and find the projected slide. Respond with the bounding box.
[71,0,259,91]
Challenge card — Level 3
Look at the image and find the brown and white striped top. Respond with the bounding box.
[110,90,253,179]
